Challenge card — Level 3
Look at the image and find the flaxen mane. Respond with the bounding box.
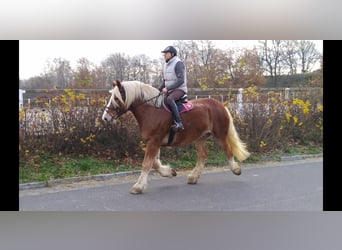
[112,81,164,109]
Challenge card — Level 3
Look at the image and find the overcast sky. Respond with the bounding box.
[19,40,323,80]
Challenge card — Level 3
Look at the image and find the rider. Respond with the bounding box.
[158,45,187,131]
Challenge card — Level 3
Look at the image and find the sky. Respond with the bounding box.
[19,40,323,80]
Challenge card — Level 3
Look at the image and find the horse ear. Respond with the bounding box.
[113,80,122,88]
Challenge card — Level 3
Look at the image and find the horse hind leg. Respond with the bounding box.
[187,140,207,184]
[216,134,241,175]
[219,108,250,175]
[228,148,242,175]
[153,149,177,177]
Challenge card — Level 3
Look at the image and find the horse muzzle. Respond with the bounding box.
[102,111,113,123]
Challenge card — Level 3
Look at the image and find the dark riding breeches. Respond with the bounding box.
[165,89,185,105]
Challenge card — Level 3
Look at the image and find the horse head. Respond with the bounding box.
[102,80,127,123]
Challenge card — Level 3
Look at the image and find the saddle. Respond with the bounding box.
[163,95,194,113]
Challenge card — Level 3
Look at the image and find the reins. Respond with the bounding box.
[140,92,163,106]
[129,91,163,111]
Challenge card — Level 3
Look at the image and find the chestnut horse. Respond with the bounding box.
[102,80,250,194]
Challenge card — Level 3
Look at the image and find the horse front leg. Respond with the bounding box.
[153,149,177,178]
[188,140,207,184]
[130,143,160,194]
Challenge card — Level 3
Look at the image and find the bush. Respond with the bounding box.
[229,86,323,154]
[19,87,323,170]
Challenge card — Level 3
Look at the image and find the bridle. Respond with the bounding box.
[104,103,124,120]
[103,85,127,120]
[104,87,162,120]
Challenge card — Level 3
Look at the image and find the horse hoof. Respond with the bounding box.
[130,188,143,194]
[187,176,198,184]
[171,169,177,176]
[232,168,241,175]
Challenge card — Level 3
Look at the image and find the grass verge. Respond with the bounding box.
[19,145,322,184]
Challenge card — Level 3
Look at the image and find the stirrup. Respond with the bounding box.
[171,121,184,131]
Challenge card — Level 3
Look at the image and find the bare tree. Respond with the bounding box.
[72,57,94,88]
[259,40,287,87]
[128,54,153,83]
[297,40,321,73]
[102,53,129,85]
[150,58,164,87]
[43,57,73,88]
[197,40,218,66]
[91,66,107,88]
[179,40,201,88]
[173,40,192,63]
[283,40,299,75]
[193,40,220,88]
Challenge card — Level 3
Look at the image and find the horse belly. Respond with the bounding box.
[172,109,212,145]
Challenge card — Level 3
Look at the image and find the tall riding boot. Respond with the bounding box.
[168,100,185,131]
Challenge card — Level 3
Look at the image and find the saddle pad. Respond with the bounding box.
[163,101,194,113]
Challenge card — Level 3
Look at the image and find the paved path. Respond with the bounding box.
[20,157,323,211]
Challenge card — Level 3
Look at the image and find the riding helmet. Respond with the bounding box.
[161,46,177,56]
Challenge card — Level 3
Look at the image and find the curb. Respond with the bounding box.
[19,154,323,190]
[280,153,323,161]
[19,170,141,190]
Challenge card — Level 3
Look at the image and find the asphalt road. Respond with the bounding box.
[19,157,323,211]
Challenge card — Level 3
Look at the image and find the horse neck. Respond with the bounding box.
[126,91,163,126]
[129,102,152,125]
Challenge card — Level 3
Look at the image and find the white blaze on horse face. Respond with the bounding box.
[101,109,111,122]
[102,100,113,122]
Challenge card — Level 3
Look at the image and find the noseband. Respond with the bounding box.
[104,105,125,120]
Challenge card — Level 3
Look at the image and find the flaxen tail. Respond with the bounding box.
[224,102,250,162]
